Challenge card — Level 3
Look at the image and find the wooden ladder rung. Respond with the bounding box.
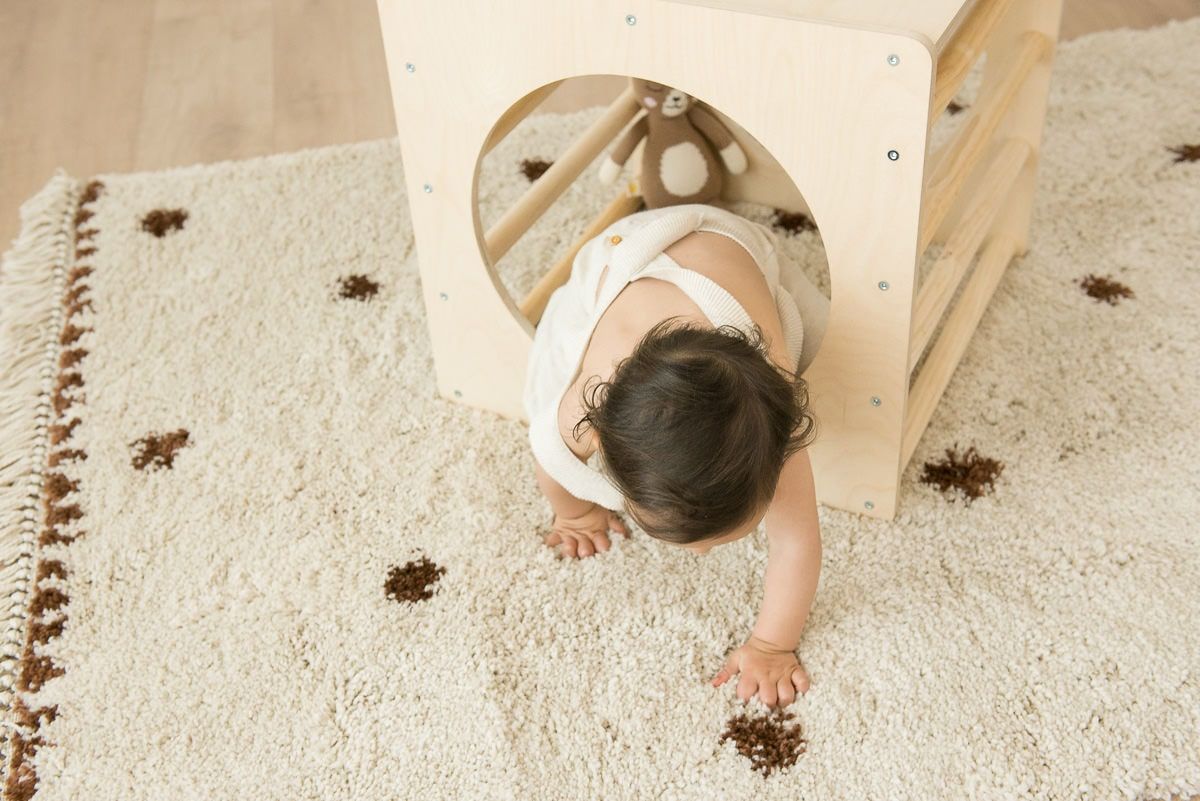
[901,232,1020,469]
[921,30,1049,253]
[930,0,1020,124]
[519,183,643,325]
[481,81,565,157]
[909,136,1030,366]
[483,86,641,263]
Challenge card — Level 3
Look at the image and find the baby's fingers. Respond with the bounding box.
[736,673,759,704]
[776,676,796,708]
[590,530,611,553]
[711,651,739,687]
[558,534,579,559]
[791,665,811,695]
[608,513,630,538]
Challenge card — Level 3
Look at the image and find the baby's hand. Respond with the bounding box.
[544,504,629,559]
[711,635,811,709]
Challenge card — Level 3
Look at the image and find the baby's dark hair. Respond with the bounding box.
[572,316,817,546]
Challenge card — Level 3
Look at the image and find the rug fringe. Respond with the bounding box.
[0,168,80,716]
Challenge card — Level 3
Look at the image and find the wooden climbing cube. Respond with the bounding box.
[376,0,1063,520]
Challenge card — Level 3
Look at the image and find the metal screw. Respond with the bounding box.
[887,150,900,161]
[878,280,890,291]
[439,292,448,301]
[887,54,900,66]
[871,396,881,406]
[625,14,637,25]
[454,390,462,398]
[864,500,875,510]
[405,62,415,73]
[423,183,433,193]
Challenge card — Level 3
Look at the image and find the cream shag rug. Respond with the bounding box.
[1,18,1198,801]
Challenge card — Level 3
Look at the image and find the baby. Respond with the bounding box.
[524,202,828,710]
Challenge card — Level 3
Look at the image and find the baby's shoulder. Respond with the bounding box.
[557,379,597,463]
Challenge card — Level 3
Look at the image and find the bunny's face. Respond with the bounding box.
[630,78,692,119]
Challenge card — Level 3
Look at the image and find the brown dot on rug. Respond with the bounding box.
[770,208,816,235]
[1166,143,1199,163]
[338,274,380,301]
[64,282,93,318]
[48,447,87,467]
[1078,273,1135,305]
[519,157,554,182]
[718,708,807,778]
[947,99,968,115]
[919,443,1004,503]
[384,556,447,603]
[141,207,188,237]
[130,428,191,471]
[28,586,68,617]
[59,322,86,347]
[18,652,65,694]
[11,696,59,731]
[43,470,80,502]
[80,178,105,205]
[51,371,83,417]
[4,730,44,801]
[36,560,68,582]
[48,418,81,447]
[59,346,88,371]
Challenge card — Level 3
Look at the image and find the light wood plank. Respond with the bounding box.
[931,0,1020,122]
[3,0,1196,251]
[134,0,275,170]
[910,137,1029,366]
[519,186,643,325]
[664,0,982,50]
[921,31,1049,253]
[482,86,640,263]
[902,232,1019,469]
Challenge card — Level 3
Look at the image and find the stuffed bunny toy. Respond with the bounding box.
[598,77,748,209]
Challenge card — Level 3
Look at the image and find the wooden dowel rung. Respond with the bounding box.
[921,31,1049,253]
[901,233,1019,469]
[909,137,1030,366]
[930,0,1020,123]
[519,185,643,326]
[484,86,641,263]
[482,81,565,157]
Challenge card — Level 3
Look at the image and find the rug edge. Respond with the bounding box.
[0,169,82,785]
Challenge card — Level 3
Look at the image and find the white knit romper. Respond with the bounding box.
[523,203,830,511]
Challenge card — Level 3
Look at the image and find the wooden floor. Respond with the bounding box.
[1,0,1198,249]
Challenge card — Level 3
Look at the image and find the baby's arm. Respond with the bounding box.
[533,455,595,521]
[711,447,820,705]
[750,447,822,653]
[533,456,629,558]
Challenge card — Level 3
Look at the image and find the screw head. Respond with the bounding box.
[423,183,433,193]
[405,62,415,73]
[887,54,900,66]
[439,292,448,301]
[878,280,890,291]
[864,500,875,510]
[887,150,900,161]
[871,396,881,406]
[454,389,462,398]
[625,13,637,25]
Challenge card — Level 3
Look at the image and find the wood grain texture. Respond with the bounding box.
[1,0,1195,249]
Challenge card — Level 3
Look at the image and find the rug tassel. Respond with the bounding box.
[0,168,80,715]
